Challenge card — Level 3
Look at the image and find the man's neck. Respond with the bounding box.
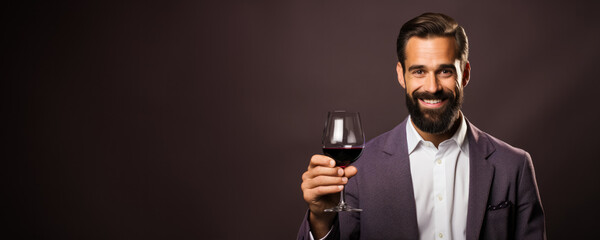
[410,114,462,148]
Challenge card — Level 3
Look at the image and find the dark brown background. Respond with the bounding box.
[5,0,600,239]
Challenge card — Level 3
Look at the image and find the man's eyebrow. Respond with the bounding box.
[407,64,457,72]
[407,65,425,71]
[438,64,456,70]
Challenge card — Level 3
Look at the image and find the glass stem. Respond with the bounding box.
[339,188,346,206]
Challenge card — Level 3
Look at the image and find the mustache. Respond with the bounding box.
[411,90,453,100]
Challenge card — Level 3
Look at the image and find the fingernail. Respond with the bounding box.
[342,177,348,183]
[338,185,343,190]
[338,169,344,176]
[330,160,335,167]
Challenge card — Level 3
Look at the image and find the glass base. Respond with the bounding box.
[324,204,362,212]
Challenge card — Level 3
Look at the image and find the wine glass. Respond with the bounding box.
[322,111,365,212]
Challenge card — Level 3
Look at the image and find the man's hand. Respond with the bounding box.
[301,154,358,239]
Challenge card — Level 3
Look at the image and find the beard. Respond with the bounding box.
[406,87,463,134]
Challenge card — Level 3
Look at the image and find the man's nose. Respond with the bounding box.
[423,75,442,93]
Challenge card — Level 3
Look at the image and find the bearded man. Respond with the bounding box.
[298,13,546,240]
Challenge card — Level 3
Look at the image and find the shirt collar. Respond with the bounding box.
[405,113,469,154]
[406,116,423,154]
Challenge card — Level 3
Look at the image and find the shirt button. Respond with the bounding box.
[437,194,443,201]
[436,159,442,165]
[438,233,444,238]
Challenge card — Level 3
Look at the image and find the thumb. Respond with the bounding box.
[344,166,358,178]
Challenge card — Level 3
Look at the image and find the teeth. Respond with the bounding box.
[422,99,441,104]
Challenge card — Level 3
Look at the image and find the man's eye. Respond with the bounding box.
[439,69,453,76]
[413,70,424,75]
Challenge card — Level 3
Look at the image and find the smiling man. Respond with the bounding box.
[298,13,546,240]
[399,35,467,146]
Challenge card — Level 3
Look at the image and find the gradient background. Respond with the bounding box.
[5,0,600,239]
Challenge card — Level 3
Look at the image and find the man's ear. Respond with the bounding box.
[462,62,471,87]
[396,62,406,89]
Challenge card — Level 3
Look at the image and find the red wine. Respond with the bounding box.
[323,147,363,168]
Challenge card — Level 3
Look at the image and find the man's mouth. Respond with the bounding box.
[422,99,441,104]
[419,98,446,108]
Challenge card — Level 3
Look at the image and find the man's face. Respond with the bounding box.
[396,36,470,134]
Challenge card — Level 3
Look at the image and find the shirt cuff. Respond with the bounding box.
[309,227,333,240]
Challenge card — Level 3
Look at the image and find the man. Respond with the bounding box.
[298,13,545,240]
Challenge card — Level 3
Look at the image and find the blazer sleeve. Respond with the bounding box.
[514,152,546,240]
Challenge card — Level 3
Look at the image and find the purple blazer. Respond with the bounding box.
[298,118,546,240]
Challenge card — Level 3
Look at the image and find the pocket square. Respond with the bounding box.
[487,200,512,211]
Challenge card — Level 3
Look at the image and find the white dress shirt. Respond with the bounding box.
[406,115,470,240]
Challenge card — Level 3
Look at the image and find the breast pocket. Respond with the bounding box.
[481,201,514,240]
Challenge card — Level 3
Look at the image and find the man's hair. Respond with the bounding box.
[396,12,469,71]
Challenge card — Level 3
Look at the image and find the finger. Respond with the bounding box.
[308,155,335,169]
[303,175,348,189]
[343,166,358,178]
[306,166,343,179]
[306,185,344,199]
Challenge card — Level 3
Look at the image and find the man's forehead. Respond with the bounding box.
[405,36,458,62]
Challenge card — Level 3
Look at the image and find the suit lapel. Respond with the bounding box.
[381,119,419,239]
[465,122,496,239]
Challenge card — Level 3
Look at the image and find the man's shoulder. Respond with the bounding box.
[468,123,531,163]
